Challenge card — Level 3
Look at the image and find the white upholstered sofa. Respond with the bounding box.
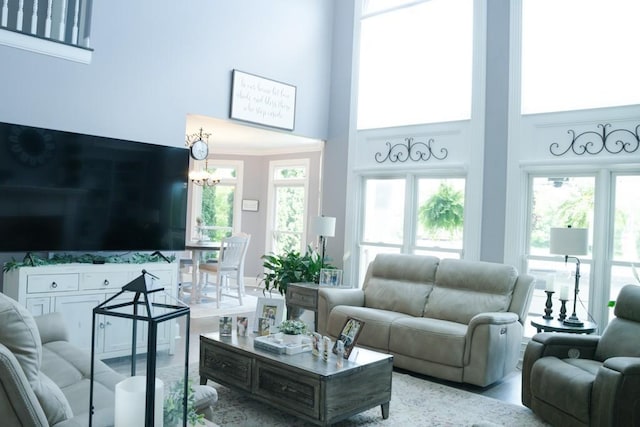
[0,292,217,426]
[318,254,535,387]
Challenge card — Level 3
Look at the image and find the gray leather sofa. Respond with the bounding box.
[318,254,535,387]
[0,292,217,426]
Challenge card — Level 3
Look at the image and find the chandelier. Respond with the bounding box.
[186,128,220,186]
[189,162,220,186]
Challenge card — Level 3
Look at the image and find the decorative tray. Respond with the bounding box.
[254,334,313,355]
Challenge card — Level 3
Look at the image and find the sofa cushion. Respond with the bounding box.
[425,259,517,324]
[531,356,600,424]
[0,293,73,425]
[328,305,412,352]
[363,254,438,316]
[390,317,467,367]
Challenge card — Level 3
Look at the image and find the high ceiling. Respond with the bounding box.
[185,114,323,156]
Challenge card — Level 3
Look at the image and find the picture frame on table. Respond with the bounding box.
[332,317,365,358]
[253,297,285,332]
[319,268,343,288]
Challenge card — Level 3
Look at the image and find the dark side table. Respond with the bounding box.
[530,317,598,334]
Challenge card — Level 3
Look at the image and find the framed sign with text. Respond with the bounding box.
[230,69,296,131]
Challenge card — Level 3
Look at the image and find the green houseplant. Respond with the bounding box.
[260,246,329,296]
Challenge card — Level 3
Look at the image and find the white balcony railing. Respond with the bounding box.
[0,0,93,63]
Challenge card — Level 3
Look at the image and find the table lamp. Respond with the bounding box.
[311,216,336,268]
[549,226,589,326]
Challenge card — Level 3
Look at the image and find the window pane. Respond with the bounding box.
[274,166,306,180]
[612,175,640,262]
[358,0,473,128]
[201,184,235,242]
[273,186,304,253]
[529,177,594,256]
[522,0,640,113]
[415,178,465,250]
[209,167,236,180]
[362,178,405,244]
[609,175,640,319]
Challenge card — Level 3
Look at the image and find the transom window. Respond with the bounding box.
[358,0,473,129]
[521,0,640,114]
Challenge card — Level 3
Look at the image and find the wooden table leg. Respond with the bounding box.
[381,402,390,419]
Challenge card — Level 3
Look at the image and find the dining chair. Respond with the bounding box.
[199,234,251,308]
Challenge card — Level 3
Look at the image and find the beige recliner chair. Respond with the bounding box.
[522,284,640,427]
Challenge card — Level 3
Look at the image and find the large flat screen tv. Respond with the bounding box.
[0,121,189,253]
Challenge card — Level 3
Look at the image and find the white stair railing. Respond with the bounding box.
[0,0,92,48]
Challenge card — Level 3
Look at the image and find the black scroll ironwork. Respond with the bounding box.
[374,137,448,164]
[549,123,640,157]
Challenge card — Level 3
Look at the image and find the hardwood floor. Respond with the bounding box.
[105,285,524,408]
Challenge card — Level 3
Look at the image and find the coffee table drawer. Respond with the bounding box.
[200,342,252,391]
[254,360,320,419]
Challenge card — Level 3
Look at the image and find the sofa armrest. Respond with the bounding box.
[317,288,364,336]
[468,312,518,328]
[462,312,522,386]
[34,312,69,344]
[531,332,600,359]
[592,357,640,427]
[0,343,49,426]
[522,332,601,407]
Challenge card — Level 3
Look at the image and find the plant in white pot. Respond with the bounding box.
[277,319,307,345]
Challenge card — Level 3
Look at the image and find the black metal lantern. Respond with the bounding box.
[89,269,190,427]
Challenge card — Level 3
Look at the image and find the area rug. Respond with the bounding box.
[157,363,550,427]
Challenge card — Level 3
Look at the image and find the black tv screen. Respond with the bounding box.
[0,121,189,252]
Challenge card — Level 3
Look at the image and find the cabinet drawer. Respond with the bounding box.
[200,342,252,391]
[80,271,130,290]
[286,285,318,310]
[27,274,79,293]
[254,360,320,419]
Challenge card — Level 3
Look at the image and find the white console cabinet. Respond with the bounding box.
[3,262,179,360]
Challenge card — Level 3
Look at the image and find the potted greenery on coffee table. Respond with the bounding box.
[277,319,308,345]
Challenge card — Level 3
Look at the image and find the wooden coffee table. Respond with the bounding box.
[200,332,393,426]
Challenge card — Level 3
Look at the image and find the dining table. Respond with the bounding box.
[184,240,221,303]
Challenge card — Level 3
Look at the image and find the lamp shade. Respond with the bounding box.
[311,216,336,237]
[549,227,588,256]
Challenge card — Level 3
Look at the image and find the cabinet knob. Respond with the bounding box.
[51,282,58,288]
[99,322,105,329]
[103,279,110,286]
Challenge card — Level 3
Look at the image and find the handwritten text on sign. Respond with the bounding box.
[230,70,296,130]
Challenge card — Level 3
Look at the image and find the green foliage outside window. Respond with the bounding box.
[418,183,464,239]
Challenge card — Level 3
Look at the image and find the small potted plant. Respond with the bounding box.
[163,379,205,426]
[277,319,307,345]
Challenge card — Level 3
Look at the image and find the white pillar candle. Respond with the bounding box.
[559,285,569,300]
[545,274,555,292]
[115,376,164,427]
